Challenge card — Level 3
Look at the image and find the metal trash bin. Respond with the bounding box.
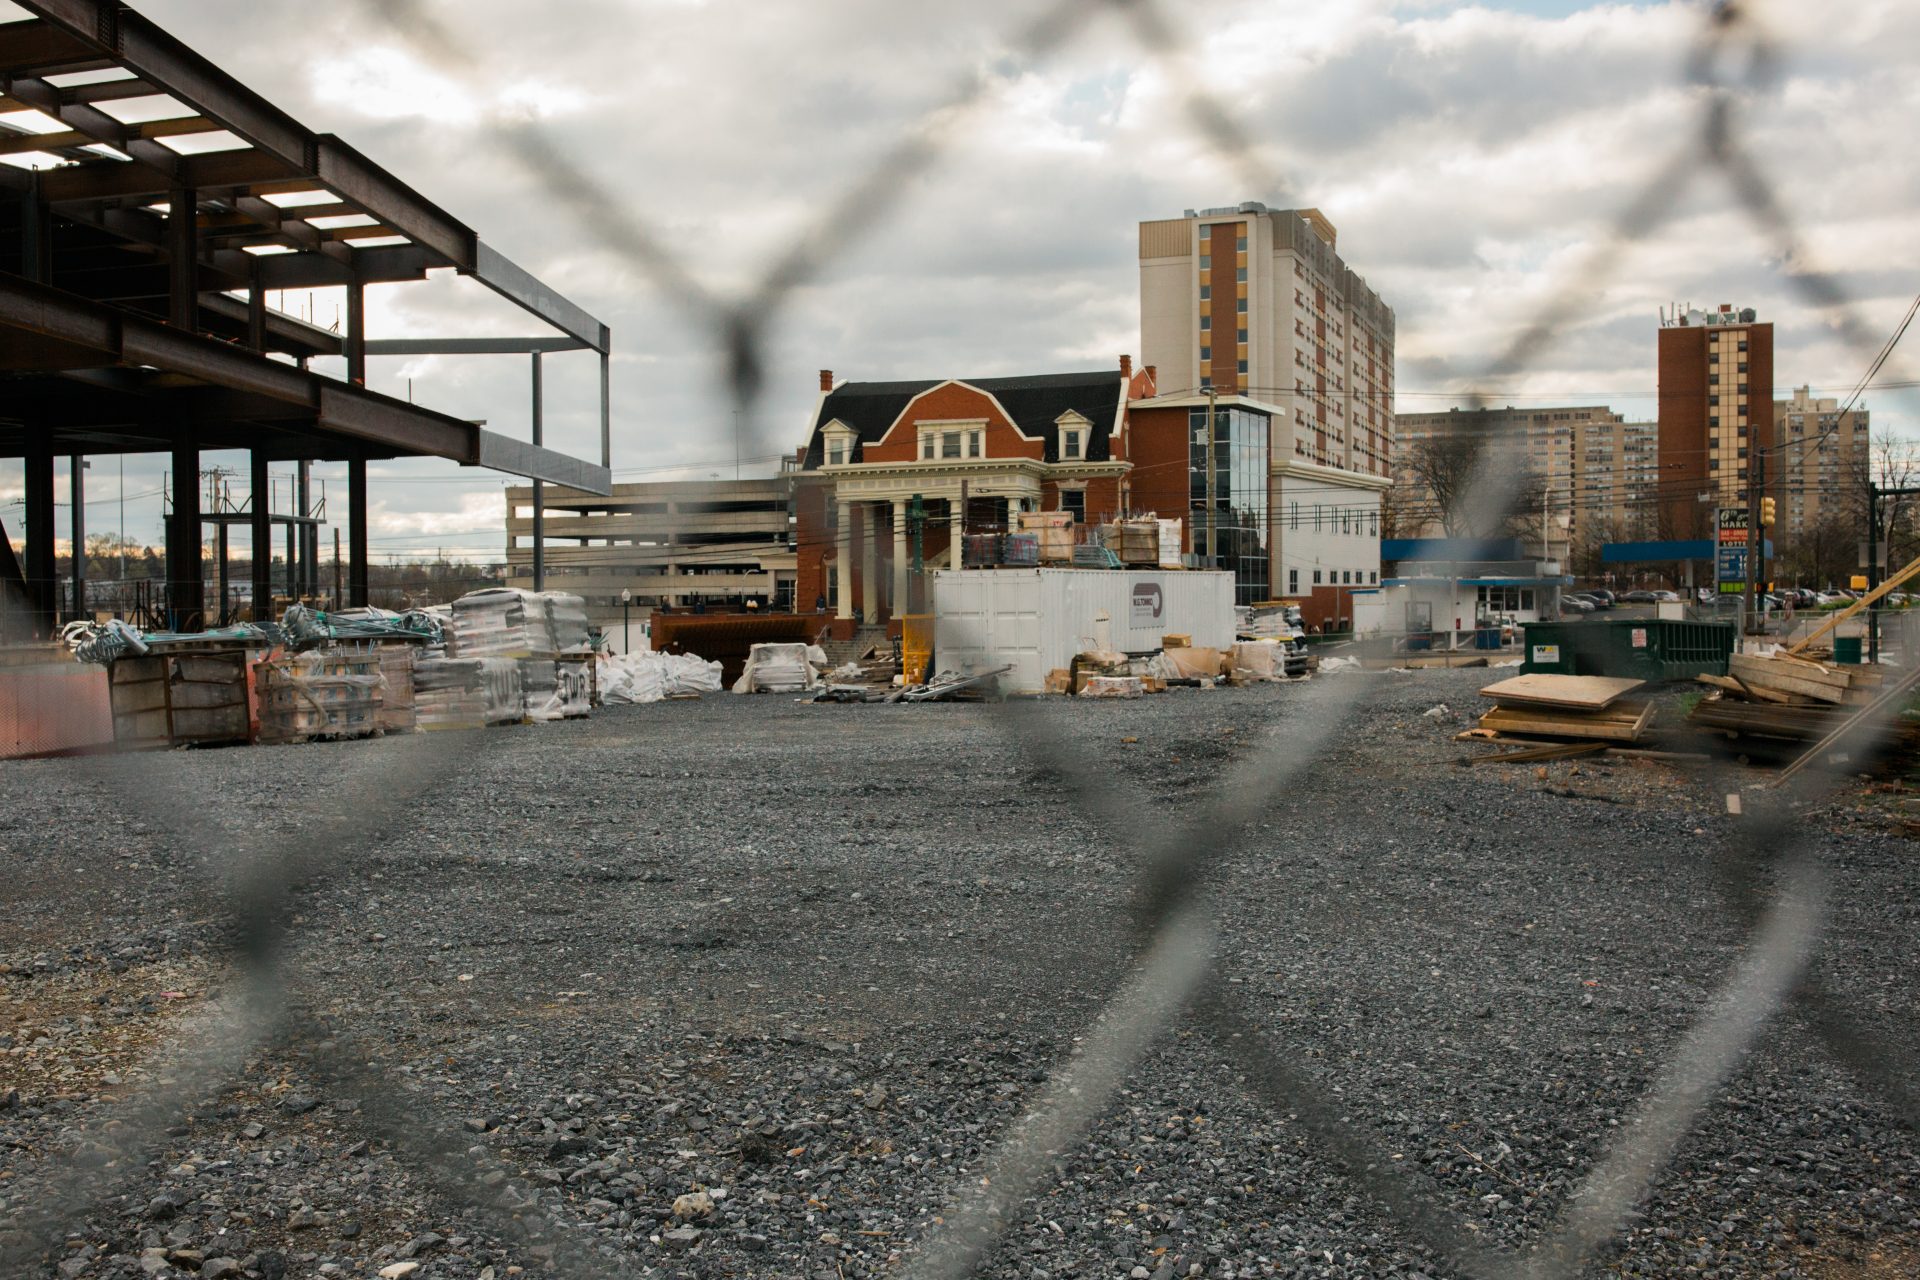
[1834,635,1863,665]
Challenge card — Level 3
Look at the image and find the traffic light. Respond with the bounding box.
[1760,496,1776,527]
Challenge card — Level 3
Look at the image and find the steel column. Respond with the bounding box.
[167,436,203,628]
[217,522,229,626]
[531,351,544,591]
[296,461,313,597]
[20,175,48,285]
[24,437,55,636]
[68,455,85,621]
[251,449,273,622]
[600,349,611,468]
[167,185,196,330]
[346,272,366,386]
[348,457,368,606]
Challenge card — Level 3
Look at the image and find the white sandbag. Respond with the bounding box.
[598,650,723,704]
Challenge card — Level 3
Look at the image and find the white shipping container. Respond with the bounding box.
[931,567,1235,693]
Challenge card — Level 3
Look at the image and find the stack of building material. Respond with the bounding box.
[1080,675,1145,698]
[1156,517,1183,569]
[1102,518,1161,566]
[1709,652,1879,706]
[369,643,418,733]
[478,656,526,724]
[599,650,723,704]
[556,654,597,714]
[1162,645,1227,682]
[732,643,825,694]
[108,648,251,749]
[415,658,488,730]
[1016,510,1076,563]
[1474,674,1654,743]
[1229,640,1307,683]
[257,651,384,744]
[539,592,593,655]
[522,659,563,721]
[447,588,542,659]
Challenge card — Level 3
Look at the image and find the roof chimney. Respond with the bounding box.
[819,369,834,392]
[1119,354,1132,379]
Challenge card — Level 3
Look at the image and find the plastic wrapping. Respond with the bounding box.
[415,657,487,731]
[448,589,542,659]
[539,592,592,654]
[478,657,525,724]
[731,643,826,694]
[257,651,385,743]
[598,650,724,704]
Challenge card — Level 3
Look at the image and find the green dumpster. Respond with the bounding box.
[1521,619,1734,681]
[1834,635,1863,665]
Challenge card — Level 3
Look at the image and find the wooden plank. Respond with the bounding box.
[1727,656,1849,705]
[1464,741,1607,765]
[1477,701,1654,743]
[1731,653,1851,690]
[1480,674,1643,710]
[1697,673,1800,705]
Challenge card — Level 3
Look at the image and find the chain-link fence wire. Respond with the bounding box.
[5,0,1919,1276]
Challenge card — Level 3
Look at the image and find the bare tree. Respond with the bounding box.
[1400,435,1545,541]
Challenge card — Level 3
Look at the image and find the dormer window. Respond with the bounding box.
[821,420,856,467]
[1063,430,1083,460]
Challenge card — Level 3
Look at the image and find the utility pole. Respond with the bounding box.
[1867,479,1880,663]
[1204,386,1219,567]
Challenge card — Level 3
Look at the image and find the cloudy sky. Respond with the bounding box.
[4,0,1917,564]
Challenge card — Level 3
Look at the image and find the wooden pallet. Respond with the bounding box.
[1480,674,1643,711]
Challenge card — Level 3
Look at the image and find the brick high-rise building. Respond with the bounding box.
[1656,305,1775,540]
[1139,203,1394,480]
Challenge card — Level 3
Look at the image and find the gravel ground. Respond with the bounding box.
[1,667,1916,1280]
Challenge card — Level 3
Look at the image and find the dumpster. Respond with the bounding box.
[1473,627,1501,651]
[1521,619,1733,681]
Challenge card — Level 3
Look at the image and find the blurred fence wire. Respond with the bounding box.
[4,0,1917,1277]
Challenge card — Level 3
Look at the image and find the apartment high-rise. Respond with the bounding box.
[1775,385,1870,538]
[1393,405,1658,559]
[1656,305,1775,540]
[1140,203,1395,480]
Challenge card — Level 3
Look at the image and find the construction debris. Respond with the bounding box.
[1726,652,1876,705]
[1468,671,1654,743]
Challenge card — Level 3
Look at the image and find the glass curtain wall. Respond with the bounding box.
[1189,406,1271,604]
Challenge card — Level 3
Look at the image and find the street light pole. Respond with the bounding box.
[1204,386,1219,567]
[620,587,631,654]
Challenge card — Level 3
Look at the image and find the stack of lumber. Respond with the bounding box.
[1701,652,1880,706]
[1472,674,1654,743]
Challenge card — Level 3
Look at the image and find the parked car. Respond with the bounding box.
[1620,590,1657,604]
[1586,589,1617,606]
[1559,595,1593,614]
[1650,590,1680,602]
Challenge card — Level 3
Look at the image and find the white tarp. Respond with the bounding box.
[598,650,725,705]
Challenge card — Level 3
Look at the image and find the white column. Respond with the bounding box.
[892,499,909,617]
[861,502,880,623]
[836,499,854,621]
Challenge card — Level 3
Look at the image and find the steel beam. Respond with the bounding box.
[473,242,609,352]
[471,432,613,496]
[362,337,589,356]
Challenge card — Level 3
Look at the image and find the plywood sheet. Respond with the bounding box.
[1477,700,1654,742]
[1480,674,1644,710]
